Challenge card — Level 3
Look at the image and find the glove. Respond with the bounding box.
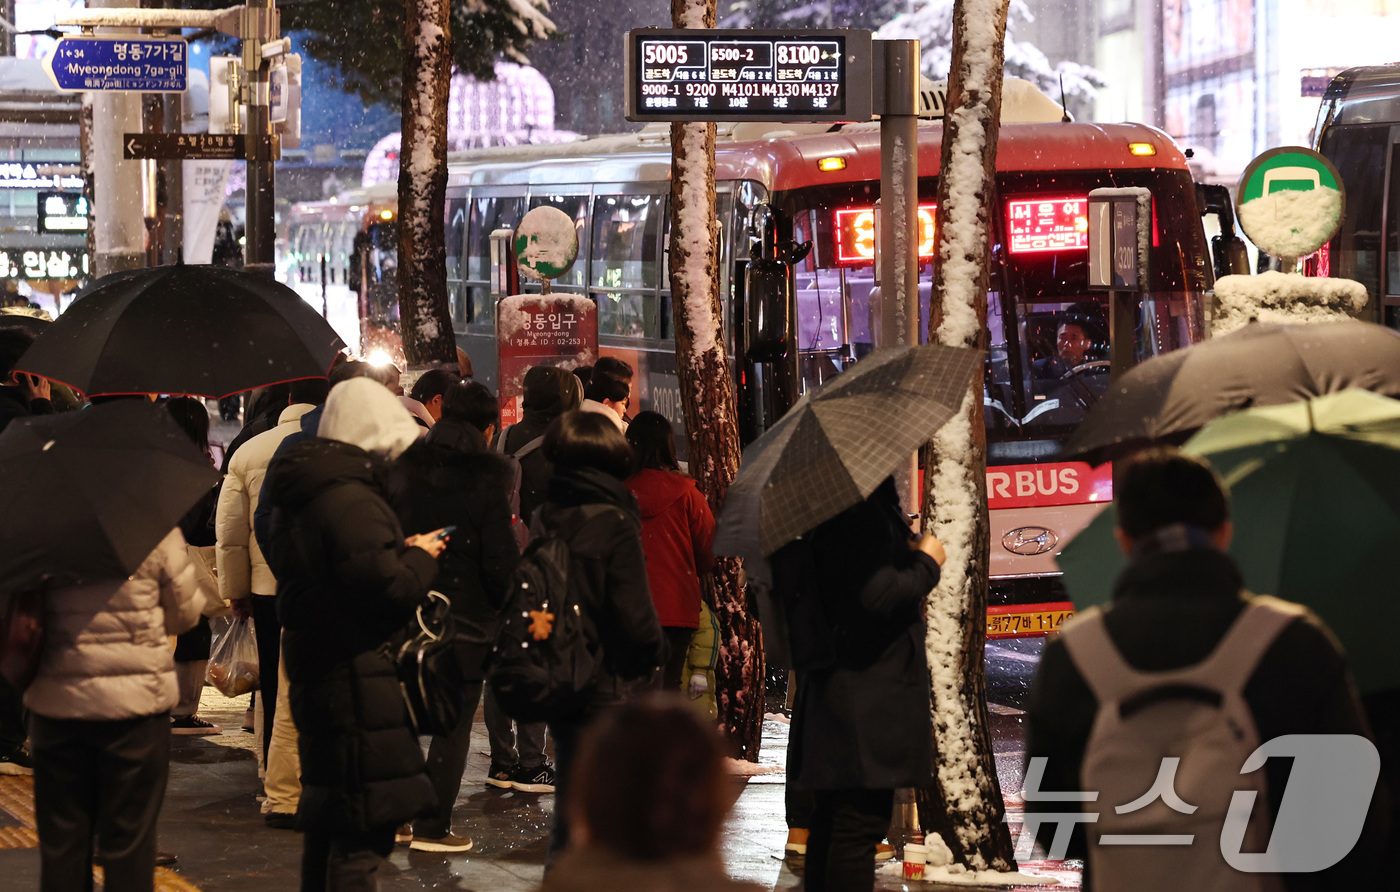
[688,672,708,700]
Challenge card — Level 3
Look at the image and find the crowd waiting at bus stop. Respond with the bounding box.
[1,265,1398,892]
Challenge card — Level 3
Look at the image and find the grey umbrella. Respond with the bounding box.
[714,344,979,565]
[1061,321,1400,465]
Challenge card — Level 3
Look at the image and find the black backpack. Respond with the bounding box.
[489,505,615,723]
[395,591,467,736]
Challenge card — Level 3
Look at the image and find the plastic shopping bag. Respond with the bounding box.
[206,615,260,696]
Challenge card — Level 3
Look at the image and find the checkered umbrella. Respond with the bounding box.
[714,344,979,563]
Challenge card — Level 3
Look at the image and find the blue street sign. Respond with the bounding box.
[43,36,188,93]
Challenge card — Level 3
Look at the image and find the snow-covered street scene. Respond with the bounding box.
[0,0,1396,890]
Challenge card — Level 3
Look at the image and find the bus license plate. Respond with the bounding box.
[986,607,1074,639]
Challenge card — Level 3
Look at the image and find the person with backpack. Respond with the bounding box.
[1025,447,1390,891]
[624,411,715,692]
[485,364,581,792]
[492,410,665,865]
[768,477,945,892]
[385,382,518,853]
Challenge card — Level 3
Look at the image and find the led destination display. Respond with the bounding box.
[625,29,872,122]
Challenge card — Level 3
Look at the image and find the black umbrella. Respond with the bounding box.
[0,400,219,599]
[1062,321,1400,465]
[713,344,978,564]
[14,264,345,398]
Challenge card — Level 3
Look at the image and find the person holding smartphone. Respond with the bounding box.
[262,377,449,891]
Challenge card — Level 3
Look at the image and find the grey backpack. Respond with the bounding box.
[1061,596,1301,892]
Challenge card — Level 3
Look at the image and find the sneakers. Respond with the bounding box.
[264,812,296,830]
[510,764,556,793]
[394,824,414,845]
[409,832,474,853]
[485,762,514,789]
[0,746,34,776]
[171,715,222,735]
[875,842,894,862]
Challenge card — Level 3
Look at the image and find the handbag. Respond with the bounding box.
[396,590,467,736]
[0,587,45,690]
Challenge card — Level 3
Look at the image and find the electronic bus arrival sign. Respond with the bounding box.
[625,29,873,122]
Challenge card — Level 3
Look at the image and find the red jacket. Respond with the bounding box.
[625,468,715,628]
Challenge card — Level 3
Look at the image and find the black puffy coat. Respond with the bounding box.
[771,478,940,790]
[385,418,518,680]
[538,466,666,707]
[262,437,439,833]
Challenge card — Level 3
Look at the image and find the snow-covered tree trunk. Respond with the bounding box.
[918,0,1017,871]
[669,0,763,761]
[398,0,457,367]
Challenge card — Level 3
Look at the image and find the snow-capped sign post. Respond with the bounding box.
[625,25,925,759]
[514,206,579,293]
[1235,147,1345,271]
[920,0,1020,873]
[1212,147,1367,334]
[495,207,596,428]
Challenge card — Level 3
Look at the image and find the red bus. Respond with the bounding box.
[281,83,1217,635]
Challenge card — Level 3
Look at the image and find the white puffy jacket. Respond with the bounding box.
[25,528,206,720]
[215,403,315,600]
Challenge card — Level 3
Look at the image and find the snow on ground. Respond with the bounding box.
[724,758,784,777]
[1212,271,1367,335]
[878,860,1061,886]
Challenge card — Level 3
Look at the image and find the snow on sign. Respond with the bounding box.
[1235,147,1345,262]
[44,37,188,93]
[496,294,597,427]
[514,206,579,282]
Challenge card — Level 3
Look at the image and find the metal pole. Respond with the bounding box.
[91,0,146,276]
[879,39,920,350]
[241,0,278,277]
[877,38,921,517]
[163,92,183,263]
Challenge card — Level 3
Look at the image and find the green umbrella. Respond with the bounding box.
[1056,389,1400,693]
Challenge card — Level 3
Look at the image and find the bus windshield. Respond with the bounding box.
[783,168,1208,465]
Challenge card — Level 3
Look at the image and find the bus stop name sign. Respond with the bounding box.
[44,36,188,93]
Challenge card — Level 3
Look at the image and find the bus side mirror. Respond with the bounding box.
[1197,183,1251,279]
[745,257,793,362]
[1214,234,1250,276]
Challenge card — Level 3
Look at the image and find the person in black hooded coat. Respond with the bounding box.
[536,410,666,866]
[261,378,447,892]
[384,382,518,851]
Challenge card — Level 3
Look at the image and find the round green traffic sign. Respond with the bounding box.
[514,206,579,282]
[1235,146,1346,261]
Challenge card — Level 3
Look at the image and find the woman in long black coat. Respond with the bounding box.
[262,378,447,892]
[770,477,946,892]
[535,410,666,865]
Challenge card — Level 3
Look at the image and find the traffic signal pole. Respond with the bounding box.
[240,0,278,277]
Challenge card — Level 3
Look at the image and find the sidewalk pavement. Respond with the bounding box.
[0,684,1080,891]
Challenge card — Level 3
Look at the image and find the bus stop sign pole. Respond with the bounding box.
[1087,187,1151,381]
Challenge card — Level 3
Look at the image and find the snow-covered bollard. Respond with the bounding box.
[1211,271,1368,336]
